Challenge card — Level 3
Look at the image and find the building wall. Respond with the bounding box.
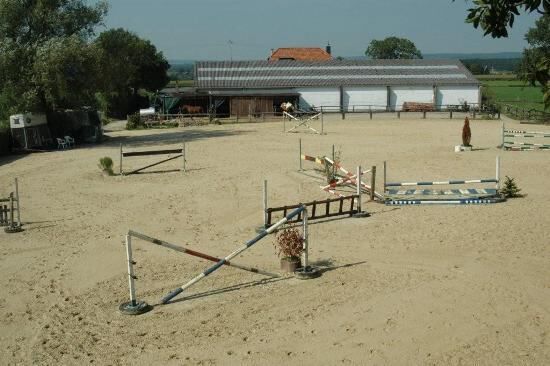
[296,87,340,111]
[343,86,387,111]
[389,86,434,110]
[436,86,479,108]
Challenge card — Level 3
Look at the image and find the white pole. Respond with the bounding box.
[119,144,123,176]
[356,166,362,213]
[14,178,20,226]
[496,156,500,191]
[302,206,308,269]
[125,234,137,307]
[182,141,186,172]
[299,138,302,171]
[383,161,387,196]
[263,179,268,227]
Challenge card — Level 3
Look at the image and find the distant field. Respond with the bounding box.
[480,77,545,112]
[166,80,194,88]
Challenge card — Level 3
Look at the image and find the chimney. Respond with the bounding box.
[326,42,331,55]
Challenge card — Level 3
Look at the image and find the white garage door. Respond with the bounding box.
[436,86,479,109]
[389,86,433,110]
[343,87,387,111]
[296,88,340,111]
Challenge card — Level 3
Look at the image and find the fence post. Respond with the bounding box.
[182,141,186,172]
[370,109,373,120]
[397,111,400,119]
[321,112,324,135]
[357,166,362,213]
[423,111,426,119]
[450,110,453,119]
[302,206,308,269]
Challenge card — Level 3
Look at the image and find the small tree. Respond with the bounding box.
[98,157,114,175]
[500,176,523,198]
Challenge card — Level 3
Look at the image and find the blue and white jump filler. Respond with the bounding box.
[383,157,504,205]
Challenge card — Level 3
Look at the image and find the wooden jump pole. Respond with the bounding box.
[161,205,306,304]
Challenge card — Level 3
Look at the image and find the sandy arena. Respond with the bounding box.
[1,114,549,365]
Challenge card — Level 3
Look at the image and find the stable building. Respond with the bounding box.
[163,59,480,116]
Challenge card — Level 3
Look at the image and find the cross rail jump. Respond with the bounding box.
[284,110,323,135]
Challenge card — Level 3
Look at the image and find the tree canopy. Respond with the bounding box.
[457,0,549,108]
[365,37,422,59]
[0,0,170,123]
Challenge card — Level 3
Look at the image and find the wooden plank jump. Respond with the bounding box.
[266,195,358,227]
[119,141,187,175]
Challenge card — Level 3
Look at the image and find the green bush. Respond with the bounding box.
[499,176,522,198]
[126,113,143,130]
[99,157,114,175]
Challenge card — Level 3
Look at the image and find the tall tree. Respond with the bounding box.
[0,0,108,119]
[365,37,423,59]
[457,0,549,108]
[95,28,170,117]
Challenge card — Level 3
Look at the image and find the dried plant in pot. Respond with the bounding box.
[273,226,303,273]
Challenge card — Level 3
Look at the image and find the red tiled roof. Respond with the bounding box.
[269,48,332,61]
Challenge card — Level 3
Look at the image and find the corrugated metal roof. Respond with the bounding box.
[195,59,479,89]
[269,48,332,61]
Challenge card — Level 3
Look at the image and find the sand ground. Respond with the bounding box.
[1,114,549,365]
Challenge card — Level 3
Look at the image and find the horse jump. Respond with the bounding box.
[298,140,382,201]
[119,141,187,175]
[1,178,22,233]
[383,157,503,205]
[501,123,550,151]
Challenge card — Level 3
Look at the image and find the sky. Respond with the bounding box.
[99,0,541,60]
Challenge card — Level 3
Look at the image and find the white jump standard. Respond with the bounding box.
[384,157,504,205]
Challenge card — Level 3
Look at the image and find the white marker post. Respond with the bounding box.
[496,156,500,191]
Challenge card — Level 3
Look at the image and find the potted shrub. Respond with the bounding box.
[273,226,303,273]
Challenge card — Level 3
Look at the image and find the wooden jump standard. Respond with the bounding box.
[160,206,307,304]
[119,141,186,175]
[1,178,22,233]
[265,195,359,227]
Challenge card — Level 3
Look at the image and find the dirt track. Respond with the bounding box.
[1,114,549,365]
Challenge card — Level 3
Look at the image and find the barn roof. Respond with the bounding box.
[269,47,332,61]
[195,59,479,89]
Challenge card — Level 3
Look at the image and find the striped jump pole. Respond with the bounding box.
[502,123,550,150]
[128,230,279,278]
[161,205,306,304]
[119,234,151,315]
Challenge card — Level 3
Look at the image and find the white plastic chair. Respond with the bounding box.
[64,136,75,148]
[56,138,67,149]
